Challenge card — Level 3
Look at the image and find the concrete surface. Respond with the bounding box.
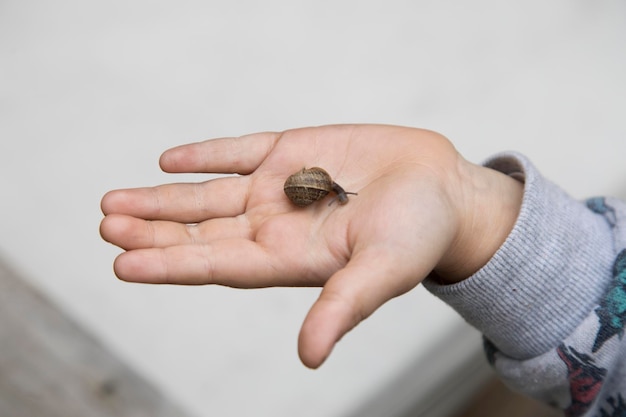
[0,258,192,417]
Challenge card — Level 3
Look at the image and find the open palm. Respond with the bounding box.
[101,124,465,367]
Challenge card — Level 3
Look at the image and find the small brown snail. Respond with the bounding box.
[284,167,357,207]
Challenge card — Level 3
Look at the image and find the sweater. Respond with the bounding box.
[424,153,626,417]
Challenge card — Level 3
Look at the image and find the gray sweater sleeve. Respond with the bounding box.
[423,153,626,417]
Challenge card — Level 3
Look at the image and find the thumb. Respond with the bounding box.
[297,249,419,368]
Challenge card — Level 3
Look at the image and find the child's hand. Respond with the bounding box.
[100,124,522,368]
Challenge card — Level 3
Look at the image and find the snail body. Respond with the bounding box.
[284,167,357,207]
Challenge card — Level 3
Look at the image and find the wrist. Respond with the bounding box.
[434,158,524,284]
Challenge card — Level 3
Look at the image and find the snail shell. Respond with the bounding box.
[283,167,357,207]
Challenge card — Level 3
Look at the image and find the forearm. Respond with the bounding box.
[433,154,524,283]
[425,152,625,416]
[427,152,615,355]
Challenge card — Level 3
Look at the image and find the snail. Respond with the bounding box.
[283,167,357,207]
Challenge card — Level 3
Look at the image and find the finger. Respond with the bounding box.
[297,248,419,368]
[101,176,249,222]
[100,214,251,250]
[159,132,281,174]
[100,214,180,250]
[112,239,283,287]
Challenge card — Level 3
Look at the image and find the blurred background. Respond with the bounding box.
[1,1,625,416]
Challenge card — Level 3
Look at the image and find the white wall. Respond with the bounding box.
[1,1,625,416]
